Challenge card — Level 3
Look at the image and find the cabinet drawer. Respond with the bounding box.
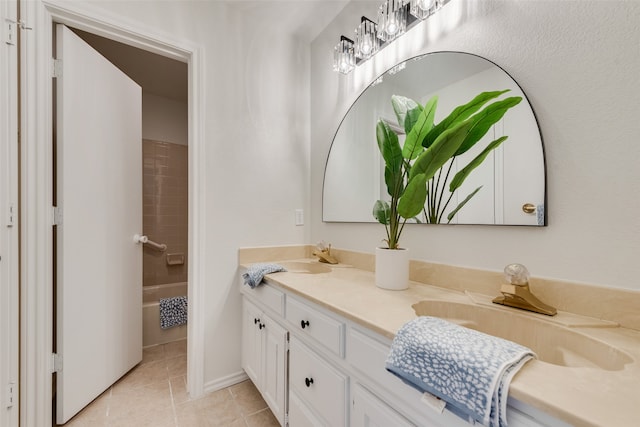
[289,337,347,427]
[348,327,475,427]
[347,327,395,388]
[347,328,427,407]
[289,390,325,427]
[352,383,414,427]
[286,296,344,357]
[242,279,284,316]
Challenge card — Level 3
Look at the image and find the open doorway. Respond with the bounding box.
[72,28,190,347]
[52,26,189,425]
[20,2,205,423]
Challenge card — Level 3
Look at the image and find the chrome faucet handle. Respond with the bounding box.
[504,263,530,286]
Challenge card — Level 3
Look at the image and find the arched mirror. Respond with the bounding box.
[323,51,546,226]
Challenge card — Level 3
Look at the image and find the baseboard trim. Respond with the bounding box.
[203,371,249,394]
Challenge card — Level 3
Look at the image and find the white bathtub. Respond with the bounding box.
[143,282,187,347]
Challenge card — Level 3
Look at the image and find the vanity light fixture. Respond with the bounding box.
[409,0,438,20]
[333,0,451,74]
[354,16,379,60]
[333,36,356,74]
[377,0,408,42]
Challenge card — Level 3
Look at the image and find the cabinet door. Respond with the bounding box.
[242,299,263,385]
[289,390,325,427]
[262,316,288,426]
[352,384,414,427]
[290,337,347,427]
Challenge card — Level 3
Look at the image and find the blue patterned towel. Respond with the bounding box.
[159,296,188,329]
[242,263,287,288]
[386,316,535,427]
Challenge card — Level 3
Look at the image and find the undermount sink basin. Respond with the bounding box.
[412,300,632,371]
[279,261,332,274]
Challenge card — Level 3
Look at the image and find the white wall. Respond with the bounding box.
[82,0,313,386]
[142,93,188,145]
[310,0,640,291]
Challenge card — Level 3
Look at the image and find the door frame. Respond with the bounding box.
[20,0,206,423]
[1,1,19,426]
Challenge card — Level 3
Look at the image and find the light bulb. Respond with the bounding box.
[355,17,378,59]
[361,38,372,54]
[386,19,398,35]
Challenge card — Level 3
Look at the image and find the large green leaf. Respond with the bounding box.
[391,95,422,133]
[449,136,508,192]
[410,119,474,182]
[446,186,482,222]
[372,200,391,225]
[398,173,428,219]
[384,166,404,198]
[422,90,510,148]
[402,96,437,161]
[377,120,403,197]
[404,106,424,136]
[455,97,522,156]
[376,120,402,173]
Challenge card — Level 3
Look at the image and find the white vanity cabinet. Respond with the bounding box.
[241,298,288,426]
[286,296,345,357]
[351,383,413,427]
[240,276,568,427]
[288,390,324,426]
[347,326,473,427]
[289,336,348,426]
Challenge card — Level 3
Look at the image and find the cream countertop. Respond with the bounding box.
[240,257,640,427]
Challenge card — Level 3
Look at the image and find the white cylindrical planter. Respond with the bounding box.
[375,247,410,290]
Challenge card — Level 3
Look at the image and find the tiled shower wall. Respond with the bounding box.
[143,139,188,287]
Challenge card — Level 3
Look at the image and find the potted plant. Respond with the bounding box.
[373,90,522,290]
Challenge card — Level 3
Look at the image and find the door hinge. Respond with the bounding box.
[4,20,16,46]
[5,19,32,46]
[284,413,289,427]
[51,353,63,373]
[52,58,62,78]
[6,382,15,408]
[6,203,15,227]
[52,206,63,226]
[285,333,290,351]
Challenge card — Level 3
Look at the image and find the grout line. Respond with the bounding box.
[168,377,179,427]
[105,386,113,418]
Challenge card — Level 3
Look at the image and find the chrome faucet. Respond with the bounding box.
[492,264,557,316]
[312,241,338,264]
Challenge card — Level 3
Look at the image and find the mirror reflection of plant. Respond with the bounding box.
[373,90,522,247]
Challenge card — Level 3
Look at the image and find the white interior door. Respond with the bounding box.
[56,24,142,424]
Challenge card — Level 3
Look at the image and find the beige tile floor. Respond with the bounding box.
[60,339,279,427]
